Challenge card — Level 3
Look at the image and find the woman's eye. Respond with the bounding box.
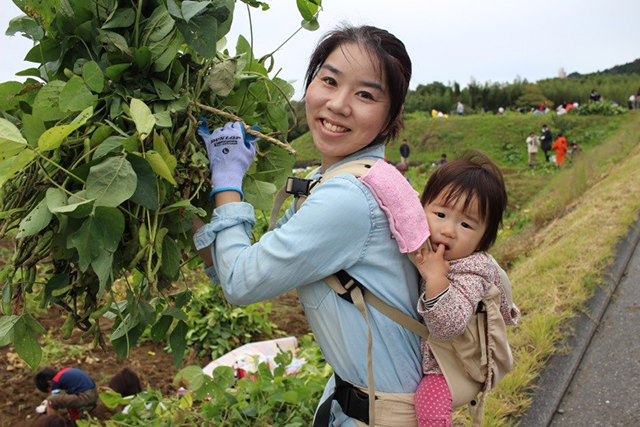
[321,76,337,86]
[357,91,374,100]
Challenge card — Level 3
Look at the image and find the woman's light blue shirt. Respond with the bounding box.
[193,145,422,425]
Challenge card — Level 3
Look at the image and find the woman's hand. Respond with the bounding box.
[412,243,450,298]
[197,120,258,201]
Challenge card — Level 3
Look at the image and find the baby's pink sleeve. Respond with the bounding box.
[359,160,429,253]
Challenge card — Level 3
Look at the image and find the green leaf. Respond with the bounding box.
[82,61,105,93]
[25,38,61,64]
[296,0,320,21]
[32,81,67,122]
[163,307,188,322]
[0,119,28,162]
[133,47,152,71]
[153,111,172,128]
[17,198,52,238]
[99,390,131,409]
[110,313,139,341]
[86,156,137,207]
[301,16,320,31]
[130,99,155,139]
[152,78,179,100]
[161,237,181,280]
[153,132,177,172]
[174,365,205,392]
[0,81,24,111]
[45,188,68,212]
[150,315,173,344]
[59,76,96,112]
[38,106,93,151]
[102,8,135,29]
[170,320,188,368]
[105,63,131,82]
[49,198,95,216]
[96,29,133,56]
[6,15,44,41]
[205,58,237,97]
[145,150,176,185]
[254,146,295,190]
[23,313,46,334]
[0,315,20,343]
[127,154,159,210]
[43,274,70,305]
[0,149,36,189]
[243,176,277,211]
[21,114,46,147]
[93,136,125,159]
[13,316,41,370]
[91,249,113,294]
[68,207,124,272]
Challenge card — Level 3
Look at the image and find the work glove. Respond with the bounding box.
[197,119,258,200]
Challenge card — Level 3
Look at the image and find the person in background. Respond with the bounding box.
[108,368,143,397]
[400,138,411,165]
[31,414,69,427]
[525,131,540,168]
[636,86,640,109]
[570,142,582,158]
[628,95,635,110]
[589,89,601,103]
[396,161,411,184]
[540,124,553,162]
[437,153,448,165]
[35,367,98,420]
[552,133,568,166]
[456,101,464,116]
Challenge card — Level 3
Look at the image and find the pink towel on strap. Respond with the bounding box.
[359,160,430,253]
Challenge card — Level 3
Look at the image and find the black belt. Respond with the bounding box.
[313,374,375,426]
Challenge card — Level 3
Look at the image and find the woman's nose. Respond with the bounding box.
[326,89,351,116]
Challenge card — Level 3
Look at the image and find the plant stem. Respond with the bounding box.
[192,101,297,155]
[35,151,87,184]
[134,0,143,48]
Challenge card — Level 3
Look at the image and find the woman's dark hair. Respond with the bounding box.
[35,367,57,393]
[108,368,142,397]
[31,415,69,427]
[420,149,507,252]
[304,25,412,145]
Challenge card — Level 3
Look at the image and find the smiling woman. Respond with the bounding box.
[192,25,424,426]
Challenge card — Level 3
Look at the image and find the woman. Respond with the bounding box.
[193,26,421,426]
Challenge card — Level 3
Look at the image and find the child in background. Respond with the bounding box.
[108,368,143,397]
[35,367,98,420]
[552,133,568,165]
[411,150,519,426]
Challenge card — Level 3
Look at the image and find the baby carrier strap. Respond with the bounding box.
[314,271,428,427]
[268,159,376,230]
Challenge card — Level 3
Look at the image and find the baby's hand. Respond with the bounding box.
[413,243,449,284]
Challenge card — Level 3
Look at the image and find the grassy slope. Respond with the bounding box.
[293,112,640,425]
[471,112,640,425]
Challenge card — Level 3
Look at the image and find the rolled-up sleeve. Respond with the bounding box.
[195,176,373,305]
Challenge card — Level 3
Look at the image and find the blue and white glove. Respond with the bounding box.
[197,119,258,200]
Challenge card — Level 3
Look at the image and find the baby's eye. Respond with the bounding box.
[461,222,472,229]
[435,212,445,218]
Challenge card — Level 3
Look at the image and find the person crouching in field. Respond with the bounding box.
[35,367,98,420]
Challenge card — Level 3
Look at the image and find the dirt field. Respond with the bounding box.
[0,292,309,426]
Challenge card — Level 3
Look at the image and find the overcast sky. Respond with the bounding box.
[2,0,639,99]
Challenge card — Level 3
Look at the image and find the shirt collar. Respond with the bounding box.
[322,145,385,176]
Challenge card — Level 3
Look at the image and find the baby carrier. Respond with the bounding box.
[270,159,515,426]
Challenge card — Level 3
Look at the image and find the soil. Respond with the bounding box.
[0,292,309,426]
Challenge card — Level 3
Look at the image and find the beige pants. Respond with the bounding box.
[350,383,417,427]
